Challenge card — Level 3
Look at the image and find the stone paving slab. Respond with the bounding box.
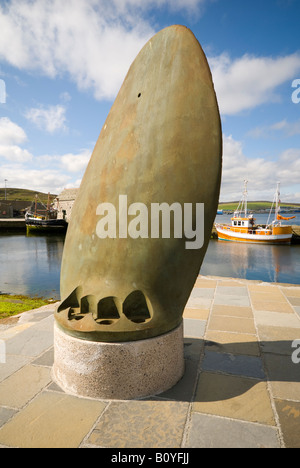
[274,400,300,448]
[0,392,107,448]
[208,315,256,334]
[295,307,300,318]
[0,275,299,448]
[213,294,251,307]
[216,286,249,296]
[88,400,190,448]
[205,330,260,356]
[201,350,266,379]
[192,372,276,426]
[211,304,253,318]
[185,412,280,448]
[0,365,51,409]
[183,318,206,338]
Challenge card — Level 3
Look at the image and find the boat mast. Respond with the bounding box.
[275,181,280,223]
[47,192,51,219]
[243,180,248,217]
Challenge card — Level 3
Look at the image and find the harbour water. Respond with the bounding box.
[0,211,299,299]
[200,238,300,285]
[0,232,64,299]
[201,213,300,284]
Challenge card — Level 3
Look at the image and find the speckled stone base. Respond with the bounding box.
[52,322,184,400]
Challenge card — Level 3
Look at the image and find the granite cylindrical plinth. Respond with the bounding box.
[52,322,184,400]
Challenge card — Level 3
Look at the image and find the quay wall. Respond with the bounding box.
[0,218,299,243]
[0,218,26,231]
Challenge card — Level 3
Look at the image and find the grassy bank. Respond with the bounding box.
[0,188,57,203]
[218,201,300,211]
[0,294,54,320]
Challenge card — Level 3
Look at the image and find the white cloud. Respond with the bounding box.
[25,105,67,133]
[1,0,299,111]
[64,179,82,190]
[38,149,92,173]
[1,0,299,199]
[0,117,33,162]
[220,135,300,202]
[60,150,92,173]
[248,119,300,138]
[1,164,72,194]
[60,92,71,103]
[209,53,300,115]
[0,117,27,145]
[0,115,90,191]
[0,111,91,192]
[0,145,33,163]
[0,0,152,100]
[109,0,208,15]
[1,146,92,194]
[0,0,210,101]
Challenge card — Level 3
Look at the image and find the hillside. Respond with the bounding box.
[218,201,300,211]
[1,189,299,211]
[0,188,57,203]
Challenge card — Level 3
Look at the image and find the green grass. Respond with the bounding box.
[0,294,54,320]
[0,188,57,203]
[218,201,300,211]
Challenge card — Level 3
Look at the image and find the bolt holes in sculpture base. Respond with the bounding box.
[55,288,156,342]
[98,320,115,326]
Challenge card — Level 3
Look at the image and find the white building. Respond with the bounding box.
[56,188,79,222]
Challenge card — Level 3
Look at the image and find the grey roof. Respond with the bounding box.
[56,188,79,201]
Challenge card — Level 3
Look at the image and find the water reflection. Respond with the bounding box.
[0,231,299,299]
[201,240,300,285]
[0,232,65,299]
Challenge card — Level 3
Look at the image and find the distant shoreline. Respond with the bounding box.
[218,201,300,212]
[0,217,299,244]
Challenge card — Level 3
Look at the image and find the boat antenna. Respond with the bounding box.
[234,180,248,217]
[244,180,248,218]
[275,181,281,222]
[266,182,280,227]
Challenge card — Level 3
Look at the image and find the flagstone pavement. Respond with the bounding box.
[0,275,300,448]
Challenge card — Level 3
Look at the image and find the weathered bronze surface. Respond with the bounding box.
[55,25,222,342]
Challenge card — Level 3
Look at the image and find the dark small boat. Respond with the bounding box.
[25,193,67,233]
[25,214,67,232]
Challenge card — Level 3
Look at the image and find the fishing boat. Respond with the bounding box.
[215,181,295,244]
[25,194,67,233]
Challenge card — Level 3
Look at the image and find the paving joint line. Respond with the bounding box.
[248,283,285,448]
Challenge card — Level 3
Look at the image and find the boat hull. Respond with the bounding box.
[215,225,292,244]
[26,218,67,233]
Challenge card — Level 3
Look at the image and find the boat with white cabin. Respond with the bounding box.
[215,181,295,244]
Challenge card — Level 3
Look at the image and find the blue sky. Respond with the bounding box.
[0,0,300,202]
